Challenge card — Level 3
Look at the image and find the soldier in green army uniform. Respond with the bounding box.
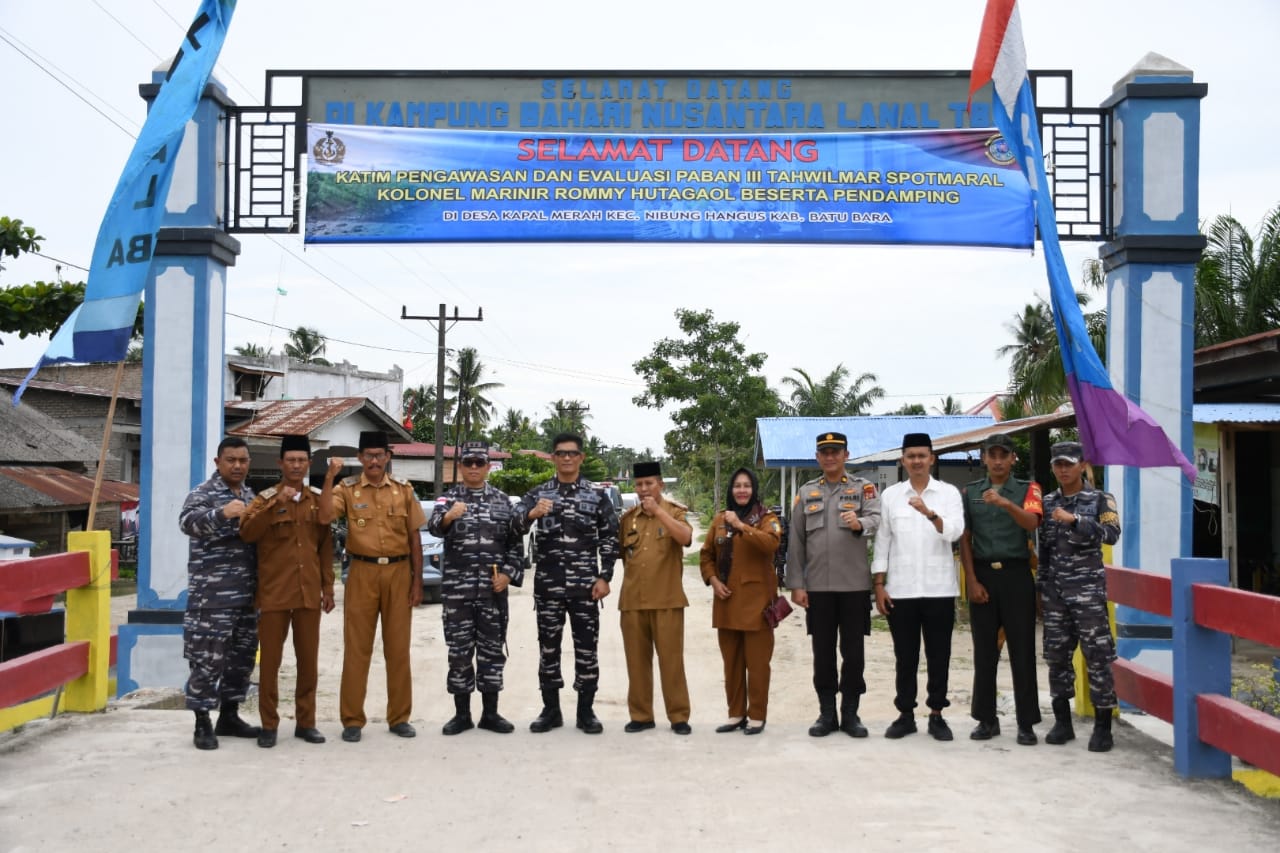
[960,433,1044,745]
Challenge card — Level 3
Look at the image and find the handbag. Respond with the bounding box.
[763,595,793,629]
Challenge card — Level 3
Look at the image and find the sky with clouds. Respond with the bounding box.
[1,0,1275,452]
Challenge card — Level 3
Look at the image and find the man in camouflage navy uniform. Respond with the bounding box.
[178,436,261,750]
[1038,440,1122,753]
[785,431,882,739]
[517,432,620,734]
[428,441,525,735]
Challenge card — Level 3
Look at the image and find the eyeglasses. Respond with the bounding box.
[552,450,583,459]
[459,458,488,468]
[361,452,388,461]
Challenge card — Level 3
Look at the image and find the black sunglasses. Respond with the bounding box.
[459,458,488,468]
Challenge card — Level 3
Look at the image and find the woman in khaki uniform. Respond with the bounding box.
[699,468,782,734]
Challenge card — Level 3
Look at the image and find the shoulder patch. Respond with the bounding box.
[309,485,323,495]
[862,483,877,500]
[341,476,360,487]
[667,498,688,511]
[260,486,278,499]
[392,475,411,486]
[1023,481,1044,514]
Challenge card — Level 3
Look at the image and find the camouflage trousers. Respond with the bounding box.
[183,606,258,712]
[534,595,600,693]
[442,596,509,694]
[1041,583,1117,708]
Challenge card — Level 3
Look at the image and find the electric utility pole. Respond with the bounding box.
[401,304,483,497]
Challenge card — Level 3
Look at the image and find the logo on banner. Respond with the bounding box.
[983,133,1015,166]
[313,130,347,164]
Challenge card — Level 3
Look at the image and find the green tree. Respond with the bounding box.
[933,395,963,415]
[490,407,539,451]
[888,402,927,415]
[540,398,592,440]
[446,346,503,442]
[779,364,884,416]
[1195,205,1280,347]
[234,342,272,358]
[403,383,445,443]
[488,451,556,496]
[998,285,1104,414]
[0,217,42,270]
[633,308,780,511]
[284,326,331,365]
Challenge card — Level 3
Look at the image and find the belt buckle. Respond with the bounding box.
[376,556,389,565]
[991,561,1003,570]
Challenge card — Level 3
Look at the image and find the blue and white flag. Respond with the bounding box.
[14,0,236,404]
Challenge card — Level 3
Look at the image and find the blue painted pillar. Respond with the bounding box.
[118,70,241,695]
[1099,55,1207,679]
[1170,557,1231,778]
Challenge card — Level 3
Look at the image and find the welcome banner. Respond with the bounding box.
[305,123,1032,248]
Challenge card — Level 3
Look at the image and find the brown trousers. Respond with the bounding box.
[620,608,691,724]
[340,562,413,728]
[257,608,322,730]
[718,627,774,721]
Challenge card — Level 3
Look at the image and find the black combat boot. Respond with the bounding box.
[1088,710,1114,753]
[193,710,218,750]
[529,688,563,733]
[840,699,868,738]
[808,692,839,737]
[478,692,515,734]
[1045,697,1076,745]
[442,693,474,736]
[576,688,604,734]
[213,702,260,738]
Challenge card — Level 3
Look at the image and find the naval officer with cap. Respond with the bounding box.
[320,430,426,742]
[785,431,882,738]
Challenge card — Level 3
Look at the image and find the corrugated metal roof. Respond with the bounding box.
[227,397,367,436]
[0,466,138,507]
[756,415,994,467]
[0,375,142,401]
[850,410,1078,464]
[1193,403,1280,424]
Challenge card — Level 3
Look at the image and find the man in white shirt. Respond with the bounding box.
[871,433,965,741]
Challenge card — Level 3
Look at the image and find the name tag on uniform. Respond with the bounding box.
[354,503,369,510]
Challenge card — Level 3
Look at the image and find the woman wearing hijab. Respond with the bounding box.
[699,468,783,734]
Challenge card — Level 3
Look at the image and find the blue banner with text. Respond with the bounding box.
[305,123,1032,248]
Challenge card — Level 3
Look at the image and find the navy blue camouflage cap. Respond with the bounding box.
[460,441,490,461]
[1050,441,1084,463]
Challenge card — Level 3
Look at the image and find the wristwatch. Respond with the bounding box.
[927,512,939,522]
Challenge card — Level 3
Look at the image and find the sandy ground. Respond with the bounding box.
[2,525,1279,852]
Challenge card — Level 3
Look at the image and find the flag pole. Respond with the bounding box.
[87,359,126,531]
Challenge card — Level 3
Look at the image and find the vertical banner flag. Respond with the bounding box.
[969,0,1195,480]
[14,0,237,405]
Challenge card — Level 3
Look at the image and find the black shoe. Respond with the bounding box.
[192,711,218,750]
[809,694,839,737]
[927,715,954,742]
[743,721,766,735]
[477,693,514,733]
[213,703,261,739]
[625,720,656,733]
[341,726,362,743]
[884,713,917,739]
[841,714,869,738]
[969,720,1001,740]
[294,726,325,744]
[1045,721,1075,745]
[443,713,474,735]
[530,689,563,733]
[257,729,277,748]
[389,722,417,738]
[1016,726,1038,746]
[576,690,603,735]
[715,718,746,733]
[671,722,692,736]
[1088,711,1114,753]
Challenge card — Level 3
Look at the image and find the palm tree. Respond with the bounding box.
[283,326,330,365]
[779,364,885,416]
[540,398,592,439]
[1195,205,1280,347]
[403,383,443,443]
[491,407,538,450]
[234,342,271,358]
[446,347,502,442]
[933,395,963,415]
[999,293,1106,414]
